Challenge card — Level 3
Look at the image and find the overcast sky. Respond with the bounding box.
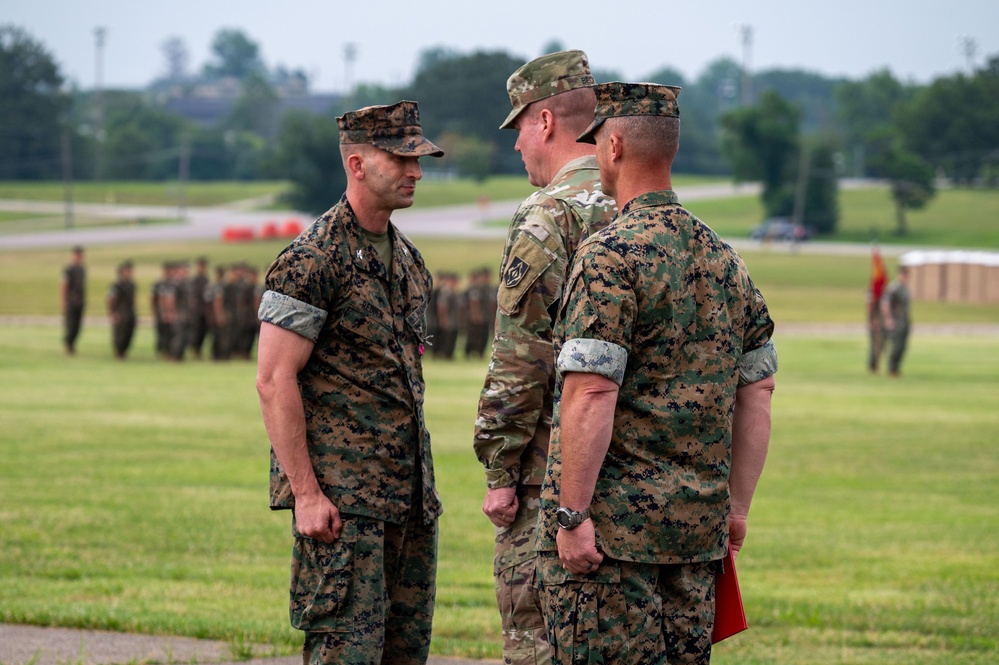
[6,0,998,92]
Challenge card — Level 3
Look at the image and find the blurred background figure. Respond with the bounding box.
[106,260,136,360]
[463,266,496,359]
[866,244,887,373]
[187,257,211,360]
[881,265,912,377]
[61,245,86,355]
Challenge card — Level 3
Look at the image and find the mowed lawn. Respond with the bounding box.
[1,182,998,662]
[0,323,997,662]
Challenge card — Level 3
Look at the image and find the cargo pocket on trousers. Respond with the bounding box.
[289,521,357,632]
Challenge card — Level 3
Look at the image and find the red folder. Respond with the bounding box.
[711,547,748,643]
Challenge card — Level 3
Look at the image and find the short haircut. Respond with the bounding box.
[533,87,599,137]
[608,115,680,163]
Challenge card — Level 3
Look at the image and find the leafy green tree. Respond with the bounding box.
[834,69,914,177]
[896,58,999,185]
[99,91,185,180]
[754,69,845,133]
[406,49,523,174]
[202,29,265,81]
[273,110,345,215]
[799,137,840,235]
[721,90,802,217]
[0,24,68,179]
[225,70,279,140]
[880,145,935,236]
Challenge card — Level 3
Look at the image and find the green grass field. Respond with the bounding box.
[1,180,998,662]
[0,324,997,663]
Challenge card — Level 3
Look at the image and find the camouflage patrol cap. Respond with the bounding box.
[337,100,444,157]
[499,49,596,130]
[577,82,681,144]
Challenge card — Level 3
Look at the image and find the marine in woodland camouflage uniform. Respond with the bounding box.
[187,256,210,359]
[61,245,86,355]
[256,100,444,665]
[536,82,778,665]
[472,50,617,665]
[106,260,136,359]
[463,267,495,359]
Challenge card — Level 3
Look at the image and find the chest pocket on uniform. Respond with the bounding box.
[338,303,394,348]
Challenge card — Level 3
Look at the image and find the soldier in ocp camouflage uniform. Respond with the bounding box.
[536,82,778,665]
[256,100,444,665]
[472,50,617,665]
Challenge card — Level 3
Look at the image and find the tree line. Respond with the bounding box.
[3,25,998,235]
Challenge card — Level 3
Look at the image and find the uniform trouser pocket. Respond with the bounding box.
[289,520,357,632]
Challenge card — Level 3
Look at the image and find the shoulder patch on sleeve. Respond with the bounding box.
[497,231,556,316]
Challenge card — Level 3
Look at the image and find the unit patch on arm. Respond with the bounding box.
[497,228,557,316]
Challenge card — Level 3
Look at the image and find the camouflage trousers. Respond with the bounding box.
[537,552,719,665]
[494,501,550,665]
[290,507,438,665]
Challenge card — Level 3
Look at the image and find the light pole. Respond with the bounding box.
[739,24,754,106]
[93,26,107,181]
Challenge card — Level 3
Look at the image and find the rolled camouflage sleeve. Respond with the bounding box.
[557,338,628,385]
[258,290,327,342]
[739,284,777,385]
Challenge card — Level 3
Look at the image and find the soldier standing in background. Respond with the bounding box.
[205,265,226,360]
[463,267,493,359]
[188,256,211,360]
[472,50,617,665]
[151,262,171,359]
[881,265,912,377]
[61,245,86,355]
[106,260,136,360]
[433,272,459,360]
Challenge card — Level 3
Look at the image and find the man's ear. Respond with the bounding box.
[608,132,624,164]
[538,108,555,140]
[346,152,365,179]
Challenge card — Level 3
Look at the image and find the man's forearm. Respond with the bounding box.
[558,372,618,510]
[729,375,775,519]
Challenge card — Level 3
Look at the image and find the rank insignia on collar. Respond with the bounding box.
[504,256,530,288]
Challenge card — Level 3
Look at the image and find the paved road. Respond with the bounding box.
[0,180,935,258]
[0,182,767,250]
[0,623,500,665]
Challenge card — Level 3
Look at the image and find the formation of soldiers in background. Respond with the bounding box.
[103,255,263,361]
[91,251,496,362]
[427,267,498,360]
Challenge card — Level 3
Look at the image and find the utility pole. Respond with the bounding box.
[343,43,357,98]
[740,24,754,106]
[61,128,74,229]
[177,130,190,221]
[958,36,977,74]
[93,26,107,181]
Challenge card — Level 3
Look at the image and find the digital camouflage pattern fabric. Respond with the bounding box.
[578,81,681,144]
[536,554,719,665]
[293,507,437,664]
[538,190,777,564]
[473,155,616,665]
[337,100,444,158]
[259,194,442,526]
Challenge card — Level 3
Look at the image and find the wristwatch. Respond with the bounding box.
[555,506,590,530]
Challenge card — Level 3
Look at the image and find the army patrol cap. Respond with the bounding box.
[499,49,596,130]
[577,82,681,144]
[337,100,444,157]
